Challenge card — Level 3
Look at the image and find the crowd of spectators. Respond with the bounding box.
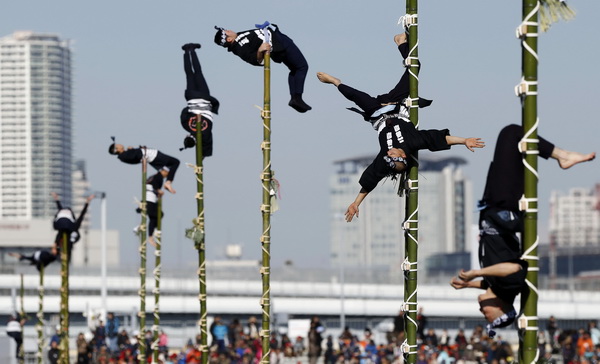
[44,312,169,364]
[151,315,600,364]
[9,312,600,363]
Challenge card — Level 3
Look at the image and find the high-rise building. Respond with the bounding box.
[330,153,474,278]
[0,31,72,220]
[549,185,600,248]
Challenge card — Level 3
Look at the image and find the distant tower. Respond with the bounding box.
[549,186,600,248]
[329,153,473,277]
[0,31,72,219]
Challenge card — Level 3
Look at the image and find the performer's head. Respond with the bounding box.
[108,143,124,155]
[391,160,407,173]
[214,26,237,47]
[159,166,170,178]
[181,136,196,151]
[385,148,408,173]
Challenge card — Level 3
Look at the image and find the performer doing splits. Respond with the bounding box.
[9,245,58,272]
[214,23,311,113]
[450,124,595,337]
[180,43,220,155]
[52,192,94,260]
[136,167,168,247]
[317,34,484,222]
[109,141,180,193]
[318,33,432,122]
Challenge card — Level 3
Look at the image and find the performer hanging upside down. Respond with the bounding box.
[317,34,484,222]
[9,245,58,272]
[52,192,94,261]
[108,142,180,193]
[180,43,220,155]
[136,167,168,248]
[214,23,311,113]
[450,124,595,336]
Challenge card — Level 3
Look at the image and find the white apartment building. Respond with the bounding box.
[549,184,600,248]
[330,153,474,277]
[0,31,72,219]
[0,32,120,269]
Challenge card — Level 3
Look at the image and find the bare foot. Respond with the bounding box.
[556,150,596,169]
[316,72,341,87]
[8,252,20,259]
[394,33,407,46]
[164,181,176,194]
[148,236,157,248]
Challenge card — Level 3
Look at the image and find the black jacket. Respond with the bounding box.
[359,119,450,192]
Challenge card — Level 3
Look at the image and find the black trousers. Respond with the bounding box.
[150,152,180,182]
[147,202,164,236]
[482,124,555,211]
[337,44,410,119]
[271,33,309,96]
[8,331,23,359]
[184,49,210,101]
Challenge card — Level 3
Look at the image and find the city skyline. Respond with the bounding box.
[0,1,598,270]
[330,154,474,277]
[0,31,73,219]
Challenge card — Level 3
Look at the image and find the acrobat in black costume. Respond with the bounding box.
[109,142,180,193]
[10,247,58,272]
[52,192,93,260]
[180,43,220,155]
[214,23,311,113]
[317,34,484,222]
[451,124,595,336]
[477,124,594,311]
[139,169,167,245]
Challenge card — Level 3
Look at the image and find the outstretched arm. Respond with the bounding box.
[74,194,94,229]
[445,136,485,152]
[345,188,369,222]
[458,262,523,282]
[51,192,63,210]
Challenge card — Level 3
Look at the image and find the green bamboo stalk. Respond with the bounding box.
[259,34,272,364]
[152,199,162,363]
[519,1,539,363]
[193,115,208,364]
[138,158,148,363]
[60,232,70,364]
[37,265,44,364]
[402,3,420,364]
[19,274,25,364]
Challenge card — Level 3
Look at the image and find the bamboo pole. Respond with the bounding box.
[138,158,148,363]
[192,115,208,364]
[60,232,70,364]
[518,1,539,362]
[152,198,162,363]
[402,3,420,364]
[19,274,25,364]
[37,265,44,364]
[259,22,273,364]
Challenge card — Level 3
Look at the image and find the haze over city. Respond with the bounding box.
[1,0,598,270]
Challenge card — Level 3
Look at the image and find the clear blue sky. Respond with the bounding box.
[2,1,598,270]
